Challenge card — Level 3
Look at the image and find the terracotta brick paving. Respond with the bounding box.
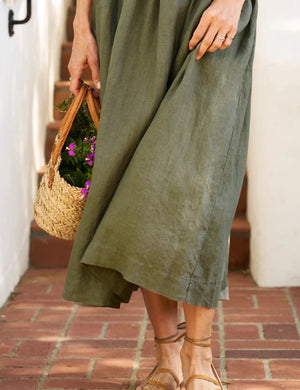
[0,268,299,390]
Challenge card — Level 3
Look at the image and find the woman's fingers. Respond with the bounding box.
[206,30,227,53]
[87,39,101,90]
[219,32,236,50]
[69,77,82,96]
[195,25,219,60]
[68,33,101,95]
[189,0,243,59]
[188,12,210,50]
[68,52,86,95]
[68,62,84,95]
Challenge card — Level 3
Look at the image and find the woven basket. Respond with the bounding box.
[33,83,100,240]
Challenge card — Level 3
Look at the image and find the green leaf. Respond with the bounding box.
[62,173,77,187]
[56,94,99,187]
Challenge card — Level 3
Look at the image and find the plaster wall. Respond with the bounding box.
[0,0,71,307]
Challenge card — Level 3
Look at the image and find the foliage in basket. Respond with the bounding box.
[56,95,97,199]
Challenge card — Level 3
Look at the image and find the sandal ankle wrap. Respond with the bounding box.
[139,323,186,390]
[184,334,224,390]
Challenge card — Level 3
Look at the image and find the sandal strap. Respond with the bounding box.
[185,374,220,388]
[154,323,187,344]
[184,334,212,347]
[155,331,179,343]
[177,321,186,330]
[144,379,169,390]
[185,364,224,390]
[144,367,180,390]
[155,368,180,387]
[155,331,185,344]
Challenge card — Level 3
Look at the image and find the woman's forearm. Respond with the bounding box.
[73,0,94,33]
[68,0,100,94]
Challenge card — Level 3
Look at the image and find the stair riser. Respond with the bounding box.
[229,234,250,269]
[67,7,75,42]
[30,236,73,268]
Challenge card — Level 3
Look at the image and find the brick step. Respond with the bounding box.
[229,216,250,269]
[30,207,249,269]
[61,42,92,81]
[66,6,75,42]
[30,221,73,268]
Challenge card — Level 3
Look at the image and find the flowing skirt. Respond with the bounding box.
[62,0,258,308]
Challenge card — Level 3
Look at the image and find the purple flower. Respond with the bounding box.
[66,142,76,156]
[80,180,91,200]
[85,153,95,166]
[83,137,89,143]
[90,144,96,153]
[91,136,96,144]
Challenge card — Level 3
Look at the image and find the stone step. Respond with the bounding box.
[61,42,92,81]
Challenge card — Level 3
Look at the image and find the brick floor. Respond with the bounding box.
[0,269,299,390]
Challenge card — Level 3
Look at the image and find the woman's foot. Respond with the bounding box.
[180,335,223,390]
[136,333,184,390]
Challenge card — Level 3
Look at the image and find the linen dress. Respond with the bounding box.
[62,0,258,309]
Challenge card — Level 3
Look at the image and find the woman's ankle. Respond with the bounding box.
[180,340,213,362]
[156,340,182,360]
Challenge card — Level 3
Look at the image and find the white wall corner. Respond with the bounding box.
[247,0,300,287]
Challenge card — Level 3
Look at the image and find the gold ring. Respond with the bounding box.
[216,34,226,41]
[227,35,234,40]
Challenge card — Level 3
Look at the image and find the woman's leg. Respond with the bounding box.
[141,287,178,338]
[137,288,183,389]
[181,304,219,390]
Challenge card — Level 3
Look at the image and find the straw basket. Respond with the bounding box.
[33,83,100,240]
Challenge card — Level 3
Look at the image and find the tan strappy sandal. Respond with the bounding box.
[139,323,186,390]
[183,334,224,390]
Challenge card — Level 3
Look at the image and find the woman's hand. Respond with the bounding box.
[189,0,246,60]
[68,27,101,95]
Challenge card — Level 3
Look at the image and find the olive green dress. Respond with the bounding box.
[62,0,258,309]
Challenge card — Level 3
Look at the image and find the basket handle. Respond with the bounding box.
[48,83,100,188]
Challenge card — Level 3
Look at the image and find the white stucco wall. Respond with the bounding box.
[0,0,71,307]
[248,1,300,286]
